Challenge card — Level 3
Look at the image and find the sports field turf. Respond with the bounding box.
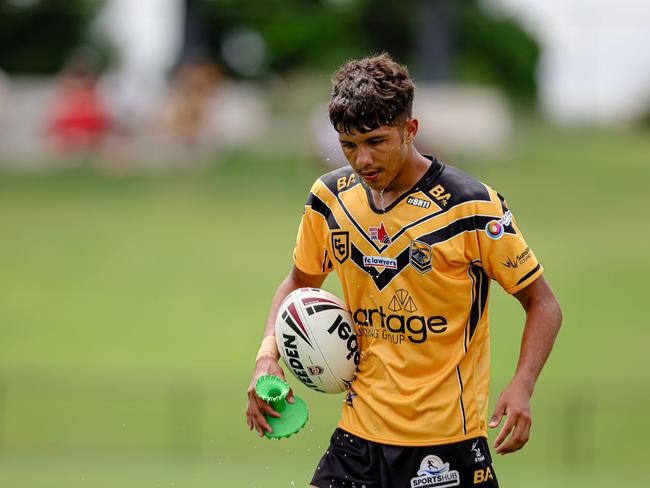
[0,121,648,486]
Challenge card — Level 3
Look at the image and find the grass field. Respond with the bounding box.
[0,121,649,486]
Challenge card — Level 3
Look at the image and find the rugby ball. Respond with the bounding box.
[275,288,358,394]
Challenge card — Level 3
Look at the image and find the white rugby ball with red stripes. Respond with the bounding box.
[275,288,358,394]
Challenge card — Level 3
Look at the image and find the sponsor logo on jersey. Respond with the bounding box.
[410,455,460,488]
[410,240,433,274]
[431,184,452,207]
[363,255,398,269]
[485,210,513,240]
[353,292,447,344]
[407,196,432,209]
[369,222,392,245]
[388,289,418,313]
[331,231,350,263]
[471,440,486,463]
[501,246,531,269]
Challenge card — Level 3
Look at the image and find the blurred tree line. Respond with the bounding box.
[0,0,539,101]
[0,0,102,74]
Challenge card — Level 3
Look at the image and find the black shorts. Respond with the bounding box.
[311,428,499,488]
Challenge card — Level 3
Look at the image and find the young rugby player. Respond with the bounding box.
[246,53,562,487]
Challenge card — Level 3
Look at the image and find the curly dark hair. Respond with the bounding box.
[328,53,414,135]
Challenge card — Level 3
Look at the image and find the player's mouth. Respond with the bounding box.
[359,169,381,183]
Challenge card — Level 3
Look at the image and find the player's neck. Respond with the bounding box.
[371,149,431,207]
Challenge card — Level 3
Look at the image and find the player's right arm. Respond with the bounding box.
[246,264,327,437]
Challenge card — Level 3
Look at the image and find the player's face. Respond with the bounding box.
[338,122,414,192]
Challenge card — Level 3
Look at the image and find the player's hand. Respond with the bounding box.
[488,380,532,455]
[245,356,294,437]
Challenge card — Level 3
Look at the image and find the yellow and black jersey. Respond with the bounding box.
[293,157,543,446]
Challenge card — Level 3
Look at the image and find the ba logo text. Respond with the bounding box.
[473,467,494,484]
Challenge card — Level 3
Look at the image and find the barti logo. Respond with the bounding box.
[407,196,432,209]
[410,455,460,488]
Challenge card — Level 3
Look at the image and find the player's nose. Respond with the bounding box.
[355,146,373,167]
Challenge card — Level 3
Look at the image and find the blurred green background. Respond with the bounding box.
[1,121,649,486]
[1,0,650,487]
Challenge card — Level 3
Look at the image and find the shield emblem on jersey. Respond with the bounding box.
[331,231,350,264]
[410,240,432,274]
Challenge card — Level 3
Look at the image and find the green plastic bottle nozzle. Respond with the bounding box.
[255,375,308,439]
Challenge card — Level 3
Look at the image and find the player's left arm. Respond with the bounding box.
[489,275,562,454]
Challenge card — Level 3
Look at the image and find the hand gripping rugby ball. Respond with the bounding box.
[275,288,359,394]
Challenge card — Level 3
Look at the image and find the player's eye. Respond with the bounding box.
[341,142,355,150]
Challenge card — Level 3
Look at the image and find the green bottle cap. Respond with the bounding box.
[255,375,308,439]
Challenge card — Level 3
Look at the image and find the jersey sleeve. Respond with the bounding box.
[292,181,332,276]
[476,190,543,295]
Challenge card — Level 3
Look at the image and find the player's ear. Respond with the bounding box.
[404,118,418,144]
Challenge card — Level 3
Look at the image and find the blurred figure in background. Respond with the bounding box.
[45,49,111,159]
[160,56,223,160]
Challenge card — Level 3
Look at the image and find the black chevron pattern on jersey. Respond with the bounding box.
[349,243,412,291]
[347,214,516,291]
[306,192,341,230]
[417,215,515,245]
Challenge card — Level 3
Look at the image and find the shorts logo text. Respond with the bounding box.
[471,440,486,463]
[410,455,460,488]
[473,467,494,484]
